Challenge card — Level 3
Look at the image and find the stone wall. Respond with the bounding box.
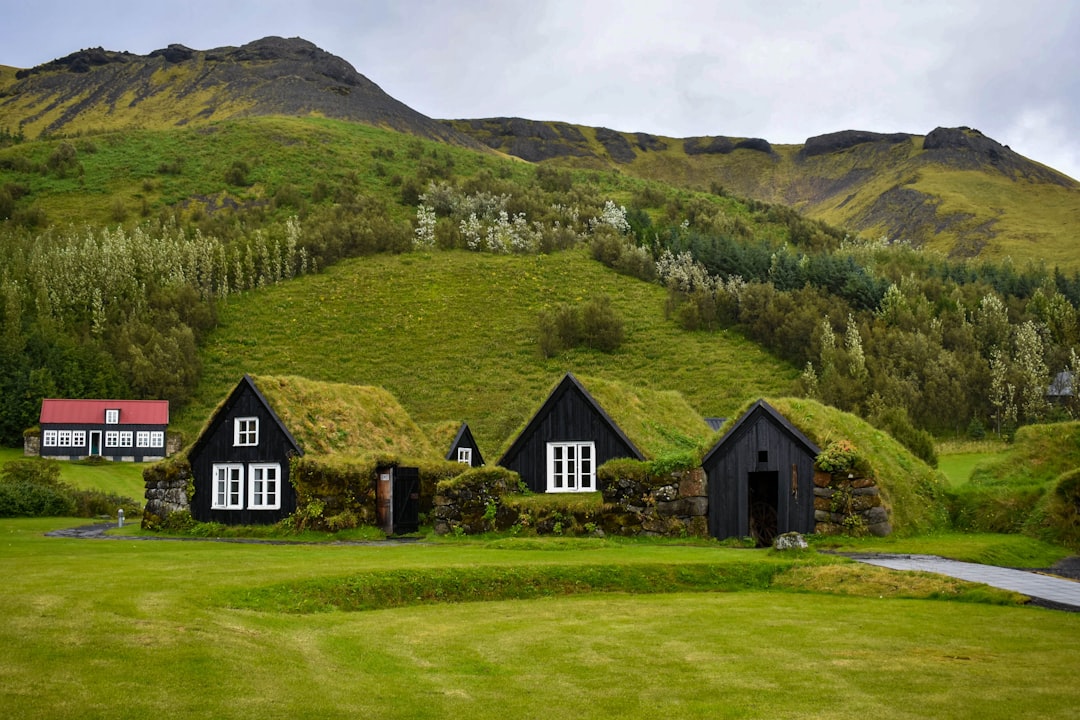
[601,467,709,537]
[432,464,709,538]
[142,458,192,527]
[812,470,892,537]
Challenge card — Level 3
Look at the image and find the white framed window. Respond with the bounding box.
[58,430,73,447]
[72,431,86,448]
[105,409,119,424]
[546,441,595,493]
[136,431,151,448]
[212,464,244,509]
[43,430,58,447]
[119,431,133,447]
[234,417,259,446]
[105,431,120,448]
[149,431,164,447]
[457,447,473,465]
[248,464,281,510]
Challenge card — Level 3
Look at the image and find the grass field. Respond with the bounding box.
[1,517,1078,719]
[180,249,797,452]
[0,447,146,501]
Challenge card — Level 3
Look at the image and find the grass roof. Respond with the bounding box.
[729,397,950,535]
[250,375,434,458]
[498,373,713,460]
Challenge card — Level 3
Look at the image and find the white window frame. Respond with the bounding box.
[456,447,473,465]
[136,431,151,448]
[248,464,281,510]
[105,431,120,448]
[234,417,259,447]
[149,431,164,448]
[211,464,245,510]
[71,431,86,448]
[43,430,58,447]
[105,409,119,424]
[119,431,133,447]
[58,430,73,447]
[546,441,596,493]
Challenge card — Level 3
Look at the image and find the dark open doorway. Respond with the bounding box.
[747,471,779,547]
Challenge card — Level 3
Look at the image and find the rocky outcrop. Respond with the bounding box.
[922,126,1073,186]
[800,130,912,158]
[4,37,486,148]
[683,135,774,156]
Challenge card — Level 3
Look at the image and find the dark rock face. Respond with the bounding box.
[683,135,773,156]
[148,44,195,63]
[800,130,912,158]
[922,126,1073,187]
[444,117,592,161]
[16,47,133,78]
[5,36,485,148]
[635,132,667,152]
[595,127,637,163]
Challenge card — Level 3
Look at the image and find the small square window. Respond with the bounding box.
[758,450,769,463]
[234,418,259,446]
[105,409,119,424]
[457,447,473,465]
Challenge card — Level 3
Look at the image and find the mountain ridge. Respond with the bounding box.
[1,36,1078,265]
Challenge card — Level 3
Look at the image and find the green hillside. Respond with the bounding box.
[450,120,1080,269]
[179,250,797,454]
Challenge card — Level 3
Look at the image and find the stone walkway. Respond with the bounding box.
[847,553,1080,611]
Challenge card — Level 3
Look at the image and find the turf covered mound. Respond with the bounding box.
[738,397,950,535]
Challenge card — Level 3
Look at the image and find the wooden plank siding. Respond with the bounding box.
[702,400,819,540]
[499,374,643,493]
[188,376,302,525]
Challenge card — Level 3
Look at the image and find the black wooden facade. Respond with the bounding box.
[445,423,484,467]
[187,375,303,525]
[498,373,643,493]
[701,400,820,544]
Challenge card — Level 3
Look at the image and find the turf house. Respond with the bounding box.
[178,374,439,528]
[36,398,170,463]
[496,373,712,494]
[445,422,484,467]
[701,399,821,545]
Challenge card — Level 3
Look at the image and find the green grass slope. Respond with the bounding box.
[954,422,1080,547]
[0,116,504,227]
[757,397,949,535]
[452,119,1080,270]
[180,249,797,455]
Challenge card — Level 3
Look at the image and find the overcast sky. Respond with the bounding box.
[3,0,1079,180]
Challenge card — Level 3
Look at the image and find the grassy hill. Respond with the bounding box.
[1,35,1076,269]
[450,120,1080,269]
[178,249,797,454]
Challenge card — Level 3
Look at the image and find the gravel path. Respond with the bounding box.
[847,553,1080,611]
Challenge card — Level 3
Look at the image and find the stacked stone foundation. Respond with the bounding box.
[812,470,891,537]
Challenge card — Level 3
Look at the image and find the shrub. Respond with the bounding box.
[581,295,624,352]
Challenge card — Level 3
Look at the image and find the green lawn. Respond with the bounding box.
[1,517,1078,719]
[937,451,997,487]
[0,447,146,502]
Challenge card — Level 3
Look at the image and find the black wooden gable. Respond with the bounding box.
[189,374,302,461]
[498,373,643,492]
[187,374,303,525]
[701,400,820,543]
[445,422,484,467]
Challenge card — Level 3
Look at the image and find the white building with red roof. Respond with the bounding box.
[37,399,170,462]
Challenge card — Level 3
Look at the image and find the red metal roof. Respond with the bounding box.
[39,399,169,425]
